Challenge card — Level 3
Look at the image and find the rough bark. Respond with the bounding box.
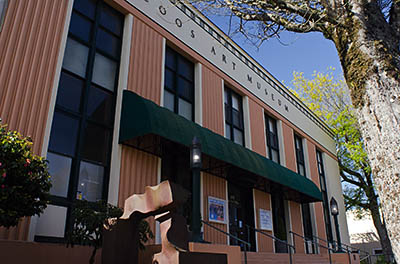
[330,2,400,262]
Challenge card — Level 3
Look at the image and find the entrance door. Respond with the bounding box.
[161,146,192,223]
[271,193,288,253]
[228,183,255,251]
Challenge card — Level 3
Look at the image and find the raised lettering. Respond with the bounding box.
[247,74,252,83]
[257,82,261,89]
[285,105,289,112]
[211,46,216,55]
[159,6,166,15]
[278,99,281,106]
[190,30,195,38]
[222,54,227,63]
[265,88,268,95]
[232,62,236,70]
[271,94,275,101]
[175,18,182,28]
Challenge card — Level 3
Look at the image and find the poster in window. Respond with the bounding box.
[259,209,273,231]
[208,196,226,224]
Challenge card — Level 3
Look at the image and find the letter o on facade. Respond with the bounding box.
[175,18,182,28]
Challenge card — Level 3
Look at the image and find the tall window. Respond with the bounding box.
[316,149,334,243]
[265,114,279,163]
[294,134,314,253]
[295,135,306,176]
[224,87,244,146]
[0,0,8,31]
[164,47,194,121]
[44,0,123,238]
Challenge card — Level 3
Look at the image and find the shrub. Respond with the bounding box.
[66,199,154,264]
[0,121,51,228]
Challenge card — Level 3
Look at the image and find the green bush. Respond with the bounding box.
[67,199,154,264]
[0,121,51,228]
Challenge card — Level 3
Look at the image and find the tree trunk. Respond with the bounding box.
[354,53,400,263]
[369,196,393,262]
[89,247,97,264]
[332,2,400,262]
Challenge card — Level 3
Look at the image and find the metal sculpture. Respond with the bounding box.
[102,180,227,264]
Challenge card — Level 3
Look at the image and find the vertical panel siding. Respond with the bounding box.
[289,202,305,253]
[282,122,296,172]
[0,217,31,241]
[119,146,159,243]
[127,18,163,104]
[253,189,273,252]
[0,0,68,154]
[0,0,69,240]
[202,66,224,135]
[249,101,266,156]
[306,140,328,252]
[202,173,227,244]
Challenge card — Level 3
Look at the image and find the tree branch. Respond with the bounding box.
[221,0,337,36]
[340,170,363,187]
[339,162,368,187]
[343,193,369,210]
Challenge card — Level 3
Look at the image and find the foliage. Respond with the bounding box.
[0,120,51,228]
[66,199,154,264]
[290,70,374,211]
[375,255,393,264]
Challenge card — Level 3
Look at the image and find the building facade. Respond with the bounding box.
[0,0,350,255]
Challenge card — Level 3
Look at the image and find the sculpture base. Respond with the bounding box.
[179,252,227,264]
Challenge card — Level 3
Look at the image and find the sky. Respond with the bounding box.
[208,15,344,87]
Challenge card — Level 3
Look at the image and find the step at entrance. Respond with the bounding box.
[242,252,333,264]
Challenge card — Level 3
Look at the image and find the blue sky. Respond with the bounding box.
[209,15,343,86]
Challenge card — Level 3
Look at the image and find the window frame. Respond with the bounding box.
[224,87,245,146]
[38,0,124,242]
[294,134,314,251]
[265,114,280,164]
[164,47,195,121]
[294,134,306,177]
[316,149,334,243]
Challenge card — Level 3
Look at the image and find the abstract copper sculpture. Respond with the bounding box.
[102,180,227,264]
[102,181,190,264]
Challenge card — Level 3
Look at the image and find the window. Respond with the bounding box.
[294,134,314,253]
[164,47,194,121]
[294,135,306,176]
[224,87,244,146]
[316,150,334,243]
[265,114,279,163]
[42,0,123,240]
[0,0,8,31]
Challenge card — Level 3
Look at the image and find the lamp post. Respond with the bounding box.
[330,197,344,252]
[190,136,202,242]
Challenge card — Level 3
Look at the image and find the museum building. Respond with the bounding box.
[0,0,350,260]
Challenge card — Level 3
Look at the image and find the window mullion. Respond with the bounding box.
[68,5,101,205]
[174,55,179,114]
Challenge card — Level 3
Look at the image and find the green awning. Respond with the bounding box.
[119,90,322,202]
